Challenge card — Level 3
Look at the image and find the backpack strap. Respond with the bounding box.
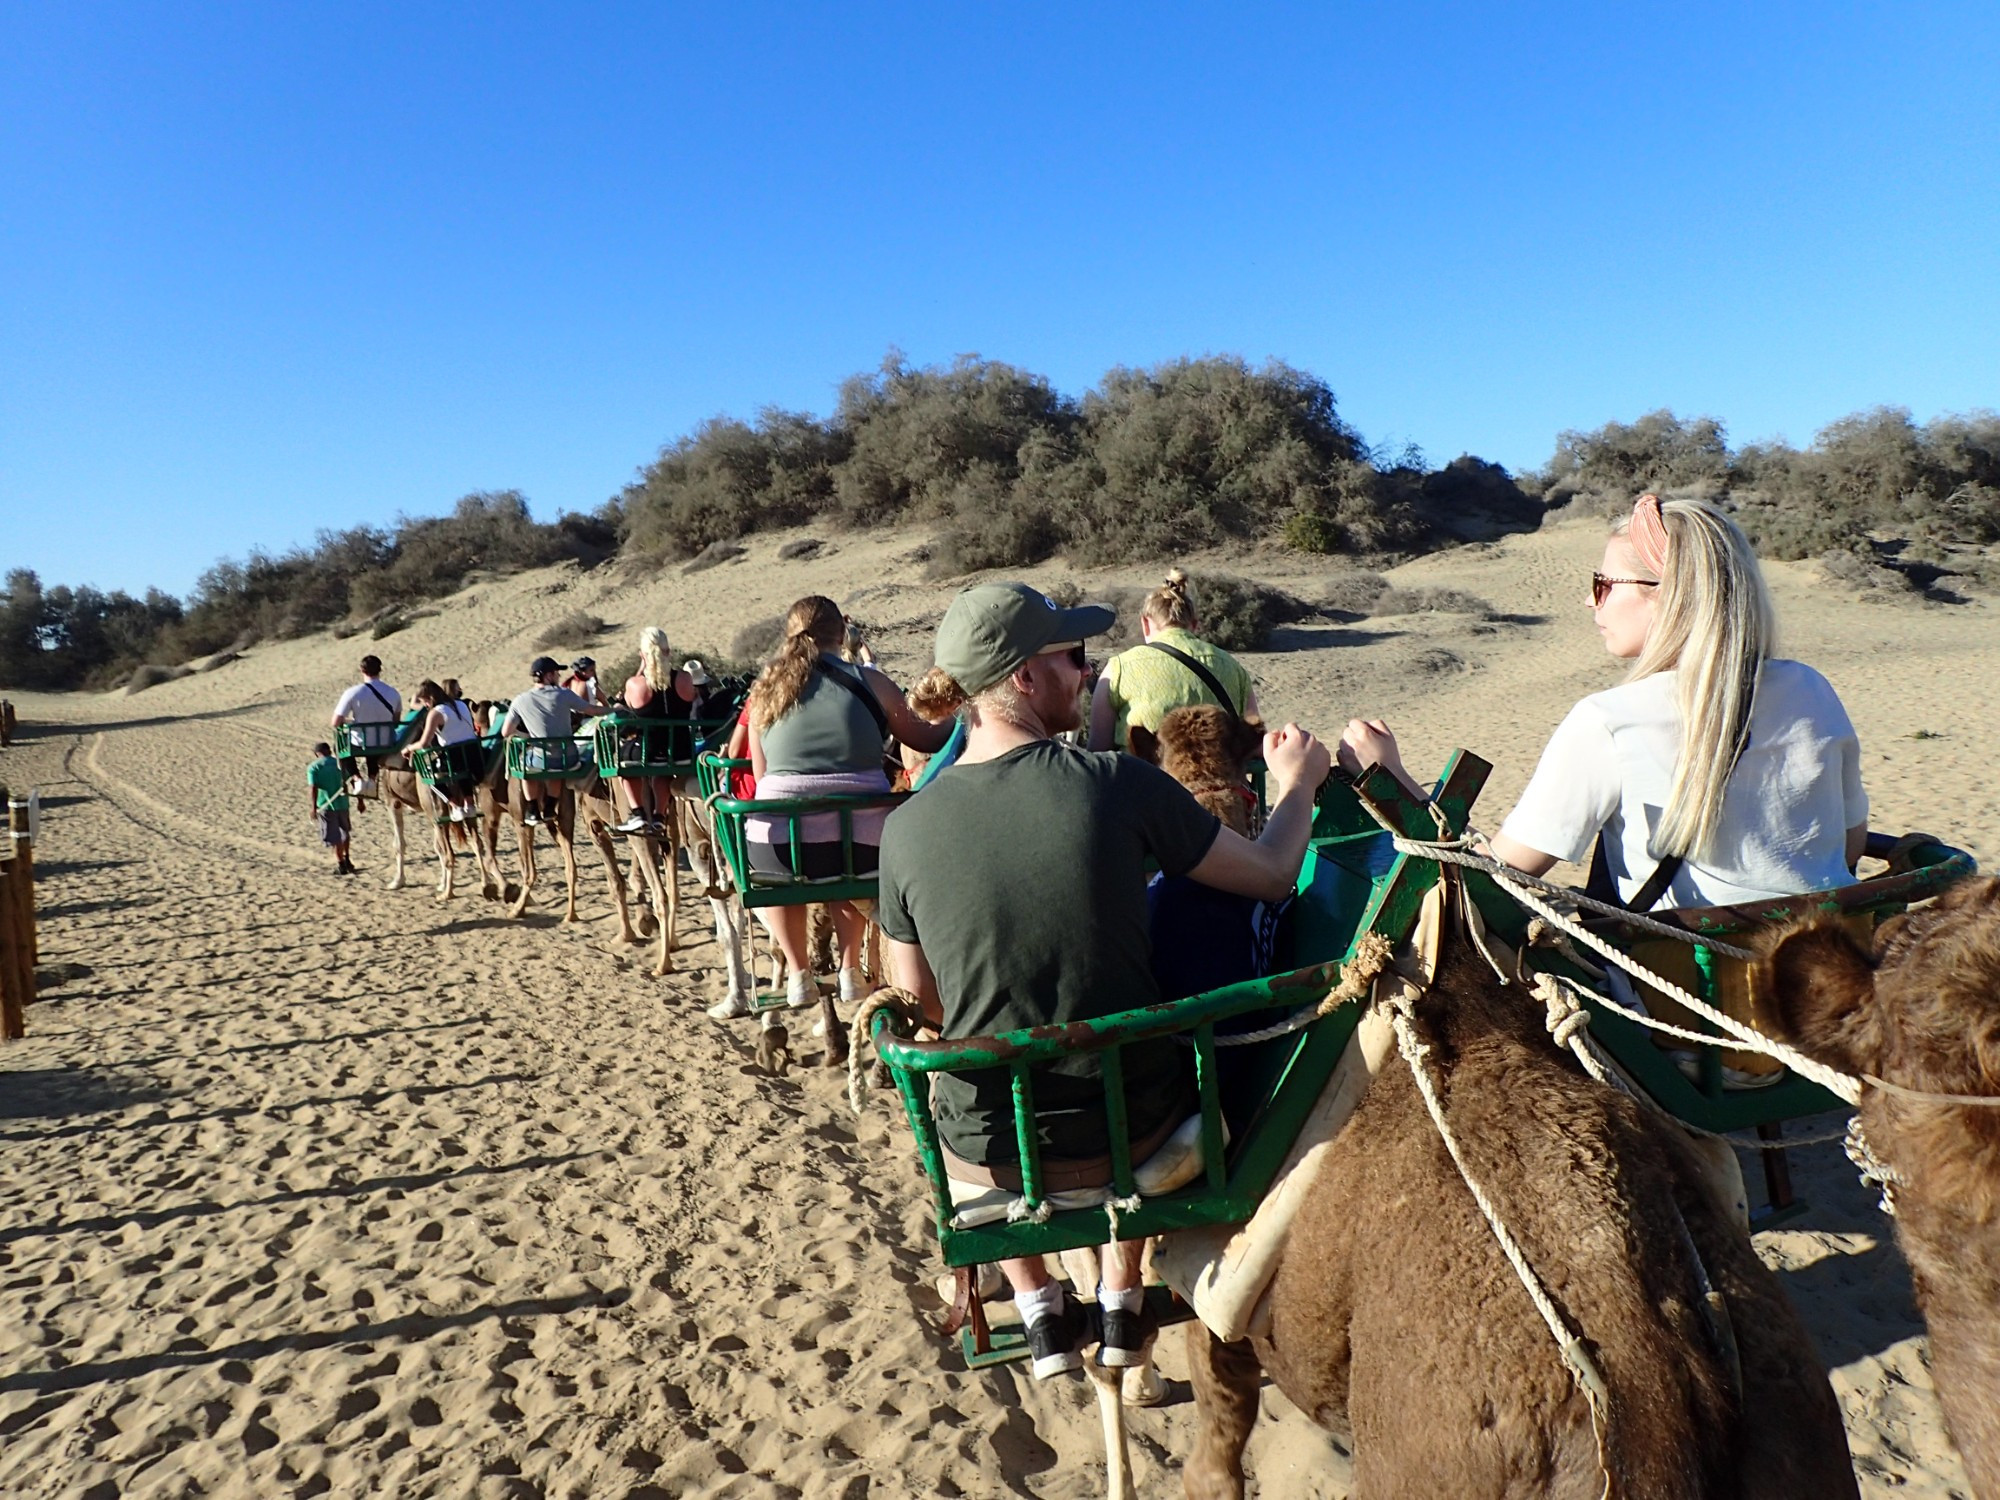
[817,659,891,743]
[363,680,395,716]
[1587,835,1685,913]
[1143,640,1240,719]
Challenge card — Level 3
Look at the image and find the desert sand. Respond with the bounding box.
[0,511,1988,1498]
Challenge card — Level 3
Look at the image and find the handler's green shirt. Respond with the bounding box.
[307,755,349,814]
[877,740,1220,1165]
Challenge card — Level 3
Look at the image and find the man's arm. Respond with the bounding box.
[1087,677,1115,752]
[1186,723,1331,902]
[886,936,944,1030]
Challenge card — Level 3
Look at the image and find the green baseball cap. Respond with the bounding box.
[935,582,1116,696]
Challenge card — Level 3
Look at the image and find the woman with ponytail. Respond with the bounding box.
[612,626,701,835]
[709,595,950,1020]
[1343,493,1869,909]
[1088,568,1261,751]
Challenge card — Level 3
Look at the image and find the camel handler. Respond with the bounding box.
[329,654,403,798]
[501,656,606,827]
[306,741,354,876]
[876,582,1330,1379]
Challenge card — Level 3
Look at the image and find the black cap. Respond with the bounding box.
[572,655,595,669]
[530,655,564,677]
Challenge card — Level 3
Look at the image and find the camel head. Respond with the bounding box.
[1132,705,1266,837]
[1757,875,2000,1223]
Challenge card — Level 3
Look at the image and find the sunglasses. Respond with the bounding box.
[1591,572,1660,606]
[1036,641,1088,669]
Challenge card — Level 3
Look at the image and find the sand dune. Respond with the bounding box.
[0,513,1987,1497]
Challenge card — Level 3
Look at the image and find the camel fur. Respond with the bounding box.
[1757,875,2000,1500]
[1182,927,1858,1499]
[1128,708,1852,1499]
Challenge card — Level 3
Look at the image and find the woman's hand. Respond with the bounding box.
[1263,723,1332,797]
[1339,718,1428,800]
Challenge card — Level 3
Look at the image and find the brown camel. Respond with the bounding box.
[1126,710,1855,1498]
[1756,875,2000,1500]
[1183,927,1859,1499]
[370,752,505,902]
[573,773,675,970]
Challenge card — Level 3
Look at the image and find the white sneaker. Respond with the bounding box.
[448,806,467,823]
[838,967,867,1005]
[785,973,817,1010]
[707,992,751,1021]
[613,814,650,835]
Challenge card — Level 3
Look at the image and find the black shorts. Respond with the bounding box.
[747,840,879,881]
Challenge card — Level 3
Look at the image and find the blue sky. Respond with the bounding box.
[3,2,1996,600]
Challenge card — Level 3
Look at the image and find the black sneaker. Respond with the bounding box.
[1096,1297,1152,1367]
[1024,1298,1092,1380]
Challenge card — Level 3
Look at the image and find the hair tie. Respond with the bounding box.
[1629,494,1670,579]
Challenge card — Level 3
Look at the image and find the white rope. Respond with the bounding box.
[1005,1196,1054,1225]
[1389,835,1864,1106]
[1102,1193,1144,1239]
[1174,1005,1322,1048]
[1388,997,1615,1498]
[1844,1116,1905,1216]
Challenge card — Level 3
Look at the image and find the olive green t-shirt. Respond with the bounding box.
[877,740,1221,1165]
[759,656,886,776]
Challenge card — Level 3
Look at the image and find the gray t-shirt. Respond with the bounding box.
[502,684,596,739]
[878,740,1221,1165]
[760,657,886,776]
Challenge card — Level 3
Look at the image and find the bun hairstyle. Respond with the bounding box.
[1617,495,1777,862]
[637,625,671,691]
[750,595,847,732]
[1142,568,1200,632]
[907,665,969,724]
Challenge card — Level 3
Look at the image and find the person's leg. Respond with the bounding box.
[752,905,813,989]
[1002,1255,1090,1379]
[830,900,868,975]
[1096,1238,1149,1366]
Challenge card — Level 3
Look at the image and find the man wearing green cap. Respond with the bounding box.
[877,581,1331,1378]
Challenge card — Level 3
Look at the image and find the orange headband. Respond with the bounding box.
[1629,493,1669,579]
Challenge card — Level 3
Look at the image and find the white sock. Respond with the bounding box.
[1097,1283,1142,1315]
[1015,1280,1064,1328]
[838,967,866,1004]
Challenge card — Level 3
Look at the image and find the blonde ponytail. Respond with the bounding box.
[750,595,845,732]
[1143,568,1200,632]
[1621,498,1776,861]
[637,626,671,691]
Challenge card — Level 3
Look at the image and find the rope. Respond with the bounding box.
[1387,994,1615,1499]
[1102,1193,1144,1239]
[1389,834,1863,1105]
[847,987,925,1116]
[1845,1117,1905,1216]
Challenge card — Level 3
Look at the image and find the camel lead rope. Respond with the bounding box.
[1389,997,1617,1500]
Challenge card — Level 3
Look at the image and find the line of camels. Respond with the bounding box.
[357,699,2000,1500]
[364,701,761,1013]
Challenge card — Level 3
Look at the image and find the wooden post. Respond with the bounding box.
[9,799,32,975]
[0,699,14,746]
[0,793,25,1039]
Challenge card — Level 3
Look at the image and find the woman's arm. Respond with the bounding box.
[1336,719,1428,801]
[412,706,445,748]
[864,666,951,754]
[1087,677,1116,751]
[1846,821,1868,873]
[748,721,768,782]
[1485,832,1560,877]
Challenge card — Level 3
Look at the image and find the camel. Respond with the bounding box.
[1125,709,1857,1499]
[369,749,506,902]
[1756,875,2000,1500]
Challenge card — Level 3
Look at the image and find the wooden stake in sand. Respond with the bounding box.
[0,792,35,1038]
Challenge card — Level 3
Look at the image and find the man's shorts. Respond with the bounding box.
[318,808,352,846]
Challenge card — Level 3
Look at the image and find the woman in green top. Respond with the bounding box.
[1087,569,1259,751]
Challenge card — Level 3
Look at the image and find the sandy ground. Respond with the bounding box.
[0,512,1987,1498]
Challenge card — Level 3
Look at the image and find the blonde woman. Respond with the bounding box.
[1341,494,1869,909]
[1088,569,1260,751]
[711,595,950,1020]
[613,627,699,835]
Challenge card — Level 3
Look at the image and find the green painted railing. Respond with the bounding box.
[504,735,594,783]
[592,714,736,779]
[696,752,902,908]
[868,753,1493,1268]
[336,715,420,758]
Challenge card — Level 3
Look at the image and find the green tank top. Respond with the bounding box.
[760,657,886,776]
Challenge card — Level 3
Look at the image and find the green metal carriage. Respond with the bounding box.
[504,734,594,783]
[695,751,904,909]
[335,714,421,759]
[591,714,736,780]
[864,751,1974,1366]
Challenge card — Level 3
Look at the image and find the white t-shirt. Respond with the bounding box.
[1500,659,1868,910]
[334,678,403,723]
[434,699,478,747]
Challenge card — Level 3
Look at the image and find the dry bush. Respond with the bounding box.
[729,615,786,663]
[682,542,746,575]
[776,538,825,560]
[534,610,606,650]
[124,663,192,694]
[1370,585,1493,617]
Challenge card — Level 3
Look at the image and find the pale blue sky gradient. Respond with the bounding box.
[3,2,1996,598]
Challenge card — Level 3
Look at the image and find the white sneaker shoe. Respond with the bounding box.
[785,972,817,1010]
[707,991,751,1021]
[838,967,867,1005]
